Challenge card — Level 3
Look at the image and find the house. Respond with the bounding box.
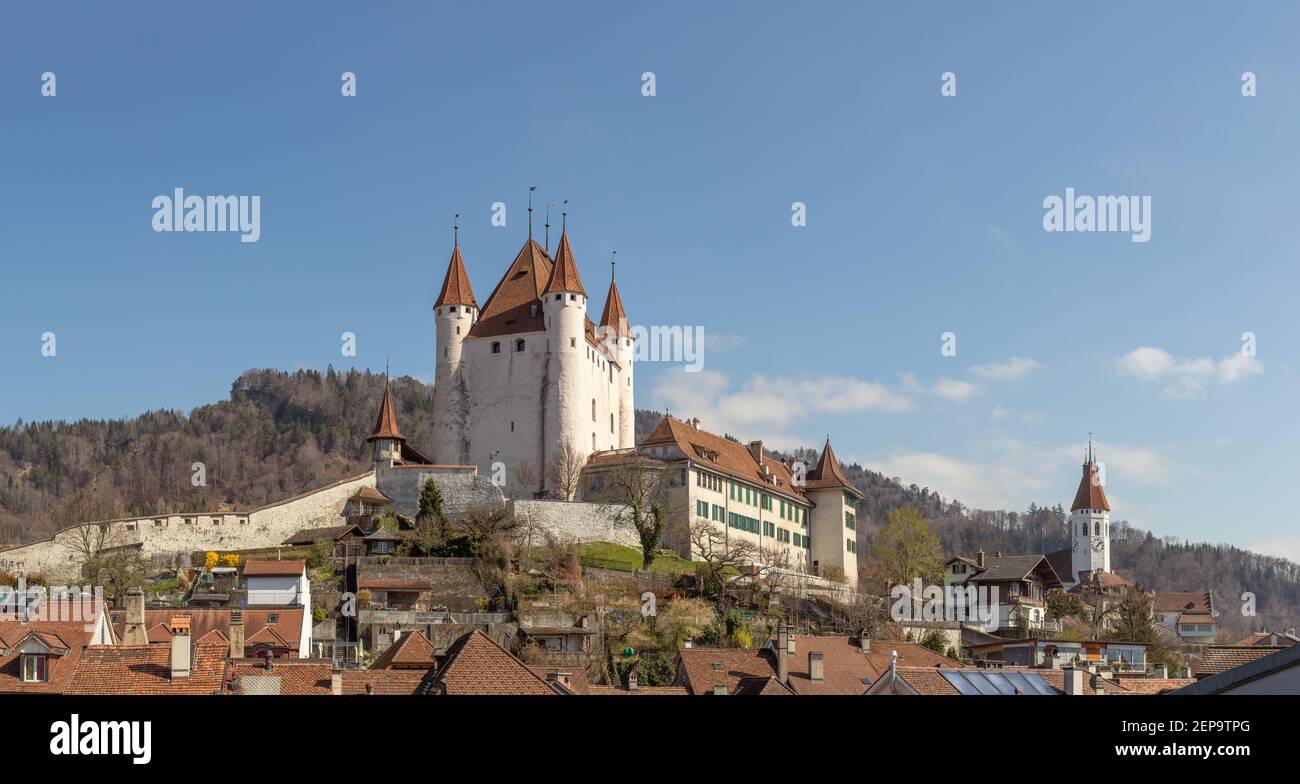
[282,524,366,557]
[112,601,308,659]
[357,578,434,611]
[1153,592,1218,644]
[368,630,437,670]
[1233,629,1297,647]
[0,595,114,693]
[966,638,1148,672]
[66,627,227,695]
[416,629,558,695]
[244,559,309,606]
[1171,644,1300,695]
[944,551,1063,635]
[519,616,596,656]
[675,627,961,695]
[1191,645,1288,680]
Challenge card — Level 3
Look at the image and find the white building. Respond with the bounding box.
[1068,445,1111,584]
[430,226,635,494]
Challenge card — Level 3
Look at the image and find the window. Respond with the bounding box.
[610,413,614,433]
[267,613,279,624]
[1094,521,1100,535]
[515,339,525,352]
[570,337,576,348]
[22,654,47,683]
[845,510,856,530]
[492,342,501,353]
[846,538,857,553]
[591,399,597,421]
[697,500,709,518]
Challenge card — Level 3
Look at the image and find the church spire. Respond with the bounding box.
[367,377,405,443]
[1070,439,1109,511]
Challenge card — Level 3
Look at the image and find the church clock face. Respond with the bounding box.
[1092,539,1105,552]
[1072,539,1079,553]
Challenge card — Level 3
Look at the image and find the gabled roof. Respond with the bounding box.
[418,630,556,695]
[1066,570,1132,593]
[1234,631,1298,647]
[282,524,364,546]
[967,554,1063,589]
[637,416,807,503]
[349,486,393,504]
[0,611,105,694]
[222,659,333,695]
[804,438,861,495]
[468,238,553,339]
[110,607,305,650]
[369,631,438,671]
[367,382,404,442]
[1152,592,1213,614]
[433,244,477,308]
[542,231,587,297]
[1172,643,1300,695]
[1193,645,1287,678]
[598,276,629,337]
[1071,460,1110,511]
[65,642,228,695]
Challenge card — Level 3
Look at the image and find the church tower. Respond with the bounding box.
[599,262,634,448]
[431,237,477,465]
[542,229,589,485]
[1069,441,1110,582]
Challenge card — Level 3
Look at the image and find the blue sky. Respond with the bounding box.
[2,2,1297,559]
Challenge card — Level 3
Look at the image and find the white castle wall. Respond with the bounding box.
[0,472,376,583]
[510,499,639,549]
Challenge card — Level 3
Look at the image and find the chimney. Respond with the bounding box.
[330,671,343,696]
[888,649,898,678]
[690,417,700,429]
[229,609,245,659]
[627,670,639,693]
[168,617,192,680]
[712,684,728,695]
[976,551,985,569]
[748,440,764,465]
[776,624,791,684]
[1091,672,1106,695]
[862,637,871,653]
[1153,663,1168,680]
[549,671,573,691]
[1064,666,1084,695]
[123,587,148,645]
[809,652,825,682]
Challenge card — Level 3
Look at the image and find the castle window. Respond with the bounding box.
[456,326,461,335]
[592,433,596,450]
[1094,521,1100,535]
[569,294,576,301]
[570,337,576,348]
[492,342,501,354]
[515,339,525,352]
[556,294,562,301]
[530,303,539,318]
[610,413,614,433]
[592,399,596,421]
[450,306,457,313]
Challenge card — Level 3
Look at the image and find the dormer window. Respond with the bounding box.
[21,654,48,683]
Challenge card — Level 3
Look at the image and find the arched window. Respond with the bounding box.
[610,413,614,433]
[1094,521,1100,536]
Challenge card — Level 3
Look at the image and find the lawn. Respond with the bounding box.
[577,542,700,576]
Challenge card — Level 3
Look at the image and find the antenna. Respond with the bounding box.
[453,213,459,247]
[611,250,617,281]
[528,186,536,239]
[561,199,568,234]
[545,202,554,254]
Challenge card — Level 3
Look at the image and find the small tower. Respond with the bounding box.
[599,259,634,449]
[1069,440,1110,583]
[367,378,405,468]
[431,234,477,465]
[542,228,589,482]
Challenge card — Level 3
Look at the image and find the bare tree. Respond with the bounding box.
[690,520,756,611]
[58,522,144,601]
[754,544,793,598]
[547,437,586,501]
[605,456,683,569]
[510,460,539,499]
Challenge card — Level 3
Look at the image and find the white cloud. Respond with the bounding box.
[1247,536,1300,564]
[703,332,747,353]
[970,357,1040,381]
[650,368,912,448]
[932,378,979,401]
[1116,346,1263,398]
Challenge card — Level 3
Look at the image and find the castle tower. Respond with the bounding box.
[1069,442,1110,582]
[599,263,634,448]
[431,240,477,465]
[542,229,589,490]
[367,378,406,468]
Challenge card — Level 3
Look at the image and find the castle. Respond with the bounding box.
[430,224,634,493]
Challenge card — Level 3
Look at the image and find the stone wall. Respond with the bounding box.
[510,499,638,549]
[375,465,505,519]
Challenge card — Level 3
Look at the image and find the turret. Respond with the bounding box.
[431,240,477,464]
[1069,441,1110,582]
[542,230,590,478]
[599,264,634,448]
[368,378,405,467]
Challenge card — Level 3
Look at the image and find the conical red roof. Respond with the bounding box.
[434,245,476,308]
[367,382,404,442]
[805,438,858,494]
[543,231,587,297]
[1070,460,1109,511]
[599,278,629,337]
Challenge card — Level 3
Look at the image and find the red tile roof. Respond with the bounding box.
[367,383,404,442]
[369,631,438,670]
[223,659,334,695]
[804,438,860,494]
[542,231,587,297]
[111,607,304,651]
[1070,460,1110,511]
[0,619,100,694]
[1193,645,1286,678]
[468,238,553,339]
[419,630,556,695]
[598,277,629,338]
[588,684,689,695]
[244,559,306,578]
[434,243,477,308]
[1153,592,1213,614]
[639,416,807,503]
[1234,631,1298,647]
[341,669,428,695]
[65,642,227,695]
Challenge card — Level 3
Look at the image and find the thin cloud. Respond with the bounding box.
[1117,346,1262,398]
[970,357,1040,381]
